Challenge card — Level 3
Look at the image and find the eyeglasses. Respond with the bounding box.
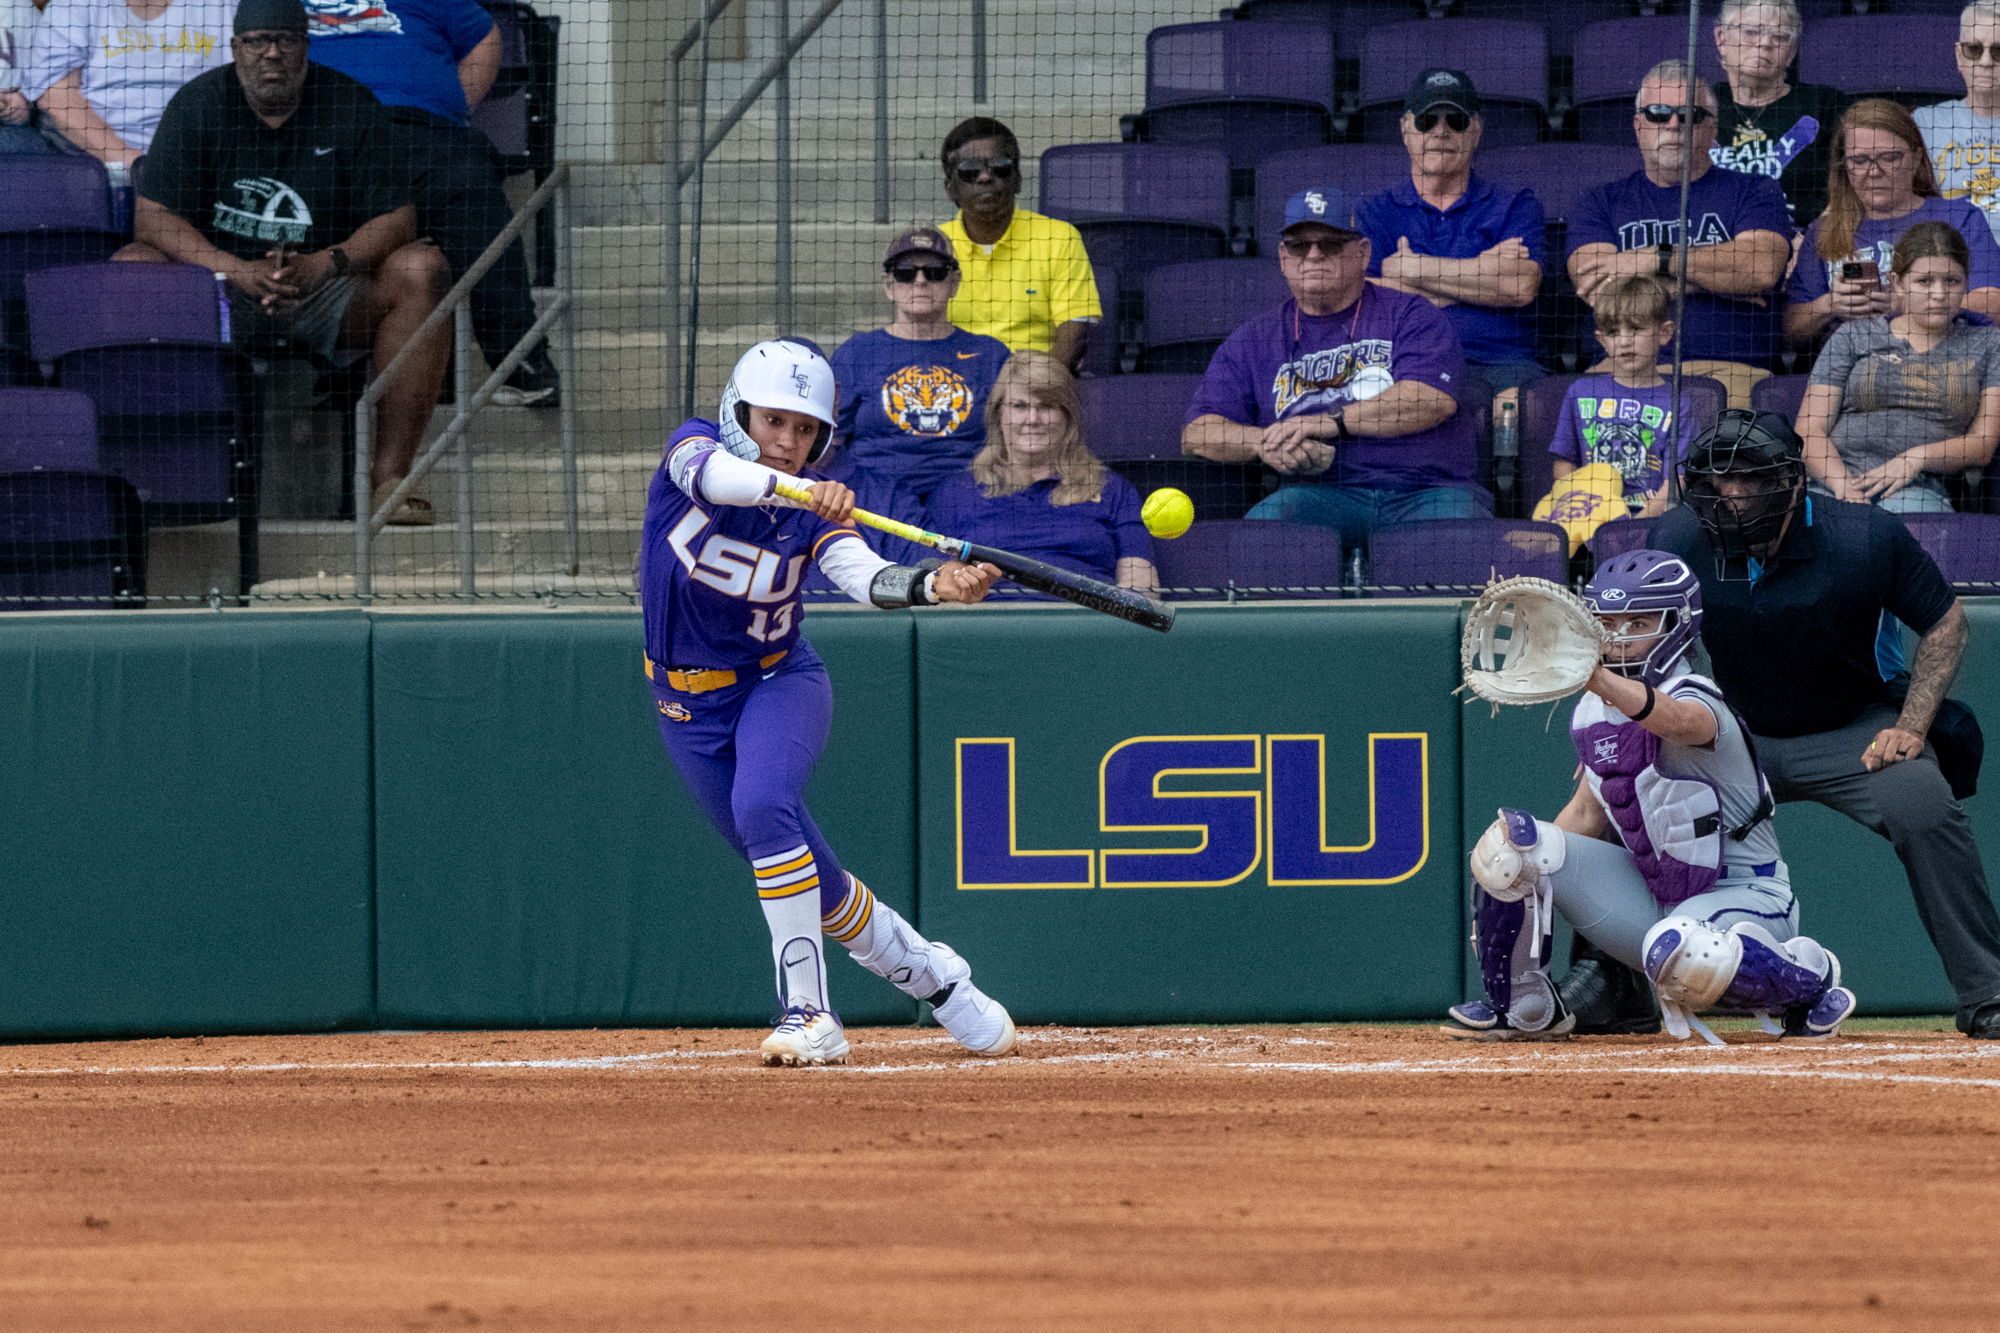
[951,157,1016,183]
[1640,104,1714,125]
[1961,41,2000,62]
[1413,109,1471,134]
[236,32,307,54]
[1842,149,1911,175]
[1000,398,1063,417]
[1281,236,1354,258]
[888,263,954,283]
[1718,23,1795,45]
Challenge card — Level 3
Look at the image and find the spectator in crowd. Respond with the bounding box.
[1913,3,2000,243]
[0,0,54,153]
[119,0,449,525]
[1710,0,1849,226]
[304,0,559,407]
[29,0,233,179]
[1548,275,1695,520]
[937,116,1102,372]
[827,227,1009,520]
[923,350,1156,594]
[1788,99,2000,344]
[1357,67,1546,420]
[1568,60,1793,407]
[1797,221,2000,513]
[1181,186,1484,560]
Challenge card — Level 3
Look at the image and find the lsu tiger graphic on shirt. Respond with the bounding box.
[880,365,974,436]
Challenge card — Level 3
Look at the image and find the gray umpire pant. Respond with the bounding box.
[1753,704,2000,1030]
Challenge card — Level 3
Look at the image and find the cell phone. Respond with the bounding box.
[1840,260,1881,283]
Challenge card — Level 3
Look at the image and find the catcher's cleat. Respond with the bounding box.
[931,976,1019,1056]
[760,1005,850,1066]
[1442,999,1576,1042]
[1784,985,1858,1039]
[1970,1003,2000,1040]
[1560,940,1663,1035]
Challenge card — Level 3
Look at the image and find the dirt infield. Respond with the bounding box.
[5,1022,2000,1331]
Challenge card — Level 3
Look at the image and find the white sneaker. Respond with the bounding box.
[933,979,1018,1056]
[759,1006,850,1066]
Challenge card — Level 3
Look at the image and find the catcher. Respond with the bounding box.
[1448,549,1859,1042]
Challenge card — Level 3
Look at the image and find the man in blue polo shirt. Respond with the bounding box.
[1358,68,1546,420]
[305,0,560,407]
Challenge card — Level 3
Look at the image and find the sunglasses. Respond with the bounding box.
[237,31,307,54]
[951,157,1016,183]
[1842,149,1910,175]
[1641,104,1713,124]
[889,263,954,283]
[1962,41,2000,62]
[1413,109,1471,134]
[1281,236,1354,258]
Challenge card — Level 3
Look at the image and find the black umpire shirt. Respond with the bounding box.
[1653,496,1957,739]
[140,63,407,260]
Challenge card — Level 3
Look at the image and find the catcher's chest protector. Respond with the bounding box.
[1572,675,1736,909]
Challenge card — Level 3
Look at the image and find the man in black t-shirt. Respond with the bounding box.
[1709,0,1851,226]
[116,0,450,528]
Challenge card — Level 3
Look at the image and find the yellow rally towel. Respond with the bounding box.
[1532,463,1630,556]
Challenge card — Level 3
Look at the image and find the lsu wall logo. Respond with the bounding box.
[954,733,1428,889]
[882,366,973,436]
[306,1,405,36]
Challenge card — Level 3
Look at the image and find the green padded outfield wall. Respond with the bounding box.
[912,602,1466,1023]
[0,610,374,1038]
[369,606,919,1028]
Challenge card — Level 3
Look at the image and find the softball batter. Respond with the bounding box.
[1446,549,1859,1043]
[639,339,1015,1067]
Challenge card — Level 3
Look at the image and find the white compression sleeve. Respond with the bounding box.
[666,440,798,508]
[815,534,902,606]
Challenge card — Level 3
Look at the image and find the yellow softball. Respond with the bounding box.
[1141,487,1194,539]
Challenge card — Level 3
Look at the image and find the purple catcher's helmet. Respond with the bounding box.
[1582,548,1702,686]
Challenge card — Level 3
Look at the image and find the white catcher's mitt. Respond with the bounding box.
[1460,576,1605,707]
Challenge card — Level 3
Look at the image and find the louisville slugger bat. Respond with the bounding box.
[772,479,1174,633]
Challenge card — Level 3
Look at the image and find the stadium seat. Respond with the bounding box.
[1253,144,1409,251]
[1150,518,1345,600]
[1040,144,1230,278]
[0,387,142,609]
[1589,515,1655,560]
[1139,259,1289,374]
[1082,373,1270,522]
[1572,18,1728,146]
[1080,262,1122,379]
[1898,512,2000,589]
[1358,20,1551,148]
[27,262,259,594]
[1801,16,1961,100]
[1369,517,1569,595]
[1750,373,1809,422]
[0,155,124,367]
[1475,143,1632,232]
[1143,22,1334,168]
[1518,373,1726,511]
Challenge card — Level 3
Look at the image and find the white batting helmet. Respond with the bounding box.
[717,340,838,463]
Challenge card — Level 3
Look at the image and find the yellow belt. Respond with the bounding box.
[645,650,788,695]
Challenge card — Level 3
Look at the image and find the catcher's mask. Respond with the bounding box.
[1582,549,1702,688]
[1681,408,1806,571]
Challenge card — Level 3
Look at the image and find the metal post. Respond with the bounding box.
[354,392,371,604]
[775,0,794,339]
[686,5,713,419]
[971,0,987,106]
[557,176,579,577]
[665,54,683,441]
[1668,0,1699,505]
[874,0,889,224]
[455,302,475,602]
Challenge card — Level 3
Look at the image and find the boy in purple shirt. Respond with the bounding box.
[1182,185,1486,562]
[1549,276,1697,518]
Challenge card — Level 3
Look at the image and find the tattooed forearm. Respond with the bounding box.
[1901,601,1968,738]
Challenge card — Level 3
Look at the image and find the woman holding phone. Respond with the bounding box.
[1786,99,2000,344]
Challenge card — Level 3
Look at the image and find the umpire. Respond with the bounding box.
[1624,409,2000,1038]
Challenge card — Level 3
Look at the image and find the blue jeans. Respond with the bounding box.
[1247,482,1493,567]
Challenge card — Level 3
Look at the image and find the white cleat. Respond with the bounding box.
[934,978,1018,1056]
[759,1006,850,1066]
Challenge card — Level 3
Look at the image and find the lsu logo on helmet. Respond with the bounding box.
[881,365,973,436]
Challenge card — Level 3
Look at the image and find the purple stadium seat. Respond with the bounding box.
[1253,144,1408,250]
[1040,144,1230,277]
[1475,144,1634,225]
[1898,512,2000,589]
[1589,515,1655,559]
[1144,22,1334,167]
[1081,374,1203,462]
[0,155,124,363]
[1572,18,1729,146]
[1080,262,1121,379]
[1801,16,1961,99]
[1519,374,1726,511]
[1751,373,1809,422]
[0,387,140,609]
[1358,20,1551,148]
[1369,518,1569,595]
[472,1,533,160]
[1151,519,1345,600]
[1140,259,1290,374]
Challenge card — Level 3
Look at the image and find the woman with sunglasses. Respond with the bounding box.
[1912,4,2000,246]
[1710,0,1849,226]
[1786,99,2000,344]
[825,227,1010,548]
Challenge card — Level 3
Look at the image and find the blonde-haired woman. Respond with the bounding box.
[1786,98,2000,342]
[922,351,1158,593]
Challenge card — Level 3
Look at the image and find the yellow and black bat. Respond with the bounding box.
[773,480,1174,633]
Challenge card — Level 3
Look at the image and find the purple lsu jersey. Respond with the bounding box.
[639,419,864,669]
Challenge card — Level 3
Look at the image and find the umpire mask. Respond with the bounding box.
[1681,409,1806,572]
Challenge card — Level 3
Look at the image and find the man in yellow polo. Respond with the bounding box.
[937,116,1102,371]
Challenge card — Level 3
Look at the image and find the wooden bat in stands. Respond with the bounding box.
[771,479,1175,634]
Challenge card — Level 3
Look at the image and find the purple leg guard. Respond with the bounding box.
[1718,932,1830,1012]
[1472,886,1563,1030]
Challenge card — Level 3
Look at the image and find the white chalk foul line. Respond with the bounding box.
[1229,1058,2000,1090]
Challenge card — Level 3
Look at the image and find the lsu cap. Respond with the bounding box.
[1282,186,1361,235]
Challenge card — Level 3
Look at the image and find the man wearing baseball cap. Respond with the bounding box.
[1357,68,1548,422]
[826,228,1012,540]
[1182,184,1487,566]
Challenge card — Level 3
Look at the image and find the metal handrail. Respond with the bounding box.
[354,163,577,603]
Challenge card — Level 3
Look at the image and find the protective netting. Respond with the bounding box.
[0,0,1996,609]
